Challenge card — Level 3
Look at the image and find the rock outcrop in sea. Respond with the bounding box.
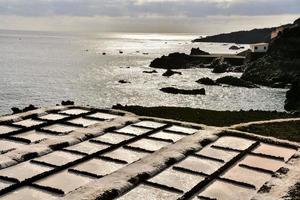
[160,87,205,95]
[216,76,258,88]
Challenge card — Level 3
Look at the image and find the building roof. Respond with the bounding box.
[250,42,269,46]
[0,105,299,200]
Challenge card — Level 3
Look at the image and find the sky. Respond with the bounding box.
[0,0,299,34]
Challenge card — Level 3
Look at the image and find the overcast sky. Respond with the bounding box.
[0,0,299,34]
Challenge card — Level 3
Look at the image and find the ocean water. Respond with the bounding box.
[0,30,287,115]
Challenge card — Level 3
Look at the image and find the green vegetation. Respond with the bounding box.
[238,121,300,142]
[113,105,298,127]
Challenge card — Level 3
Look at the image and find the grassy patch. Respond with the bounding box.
[112,105,298,127]
[238,121,300,142]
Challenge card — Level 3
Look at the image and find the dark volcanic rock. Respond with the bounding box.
[196,77,219,86]
[216,76,258,88]
[162,69,182,77]
[118,80,130,84]
[284,81,300,111]
[229,45,240,50]
[150,52,203,69]
[143,70,158,74]
[211,58,232,73]
[190,48,210,56]
[241,26,300,87]
[160,87,205,95]
[62,100,75,106]
[12,104,38,114]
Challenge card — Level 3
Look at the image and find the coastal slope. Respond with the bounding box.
[193,28,275,44]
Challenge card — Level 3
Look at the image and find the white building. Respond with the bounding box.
[250,43,269,53]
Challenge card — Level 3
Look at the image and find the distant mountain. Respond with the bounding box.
[193,18,300,44]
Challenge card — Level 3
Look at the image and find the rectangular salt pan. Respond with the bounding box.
[68,117,100,127]
[33,151,82,167]
[212,136,256,151]
[127,138,171,152]
[116,126,151,136]
[104,147,149,164]
[148,168,205,192]
[150,131,185,142]
[0,161,52,181]
[0,125,19,135]
[39,113,68,121]
[239,155,285,172]
[71,158,124,177]
[118,184,180,200]
[133,121,166,129]
[93,133,133,145]
[35,170,95,194]
[88,112,119,120]
[199,180,255,200]
[42,124,78,134]
[252,143,296,162]
[14,130,57,143]
[1,187,58,200]
[65,141,110,155]
[60,109,89,115]
[195,145,239,162]
[13,119,44,127]
[0,139,25,153]
[221,165,271,190]
[175,156,223,175]
[165,125,198,134]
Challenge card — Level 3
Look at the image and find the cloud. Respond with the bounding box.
[0,0,299,33]
[0,0,299,17]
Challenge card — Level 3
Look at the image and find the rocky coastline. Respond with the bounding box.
[147,18,300,112]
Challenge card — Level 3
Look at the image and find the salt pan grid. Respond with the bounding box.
[0,106,298,200]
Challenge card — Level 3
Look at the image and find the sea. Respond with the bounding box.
[0,30,287,115]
